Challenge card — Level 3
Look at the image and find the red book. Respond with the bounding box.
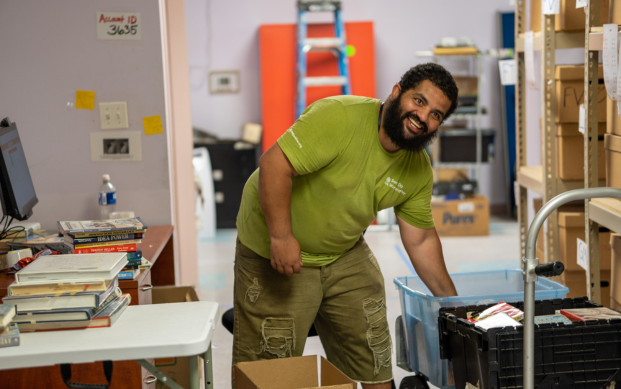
[560,308,621,322]
[73,244,137,254]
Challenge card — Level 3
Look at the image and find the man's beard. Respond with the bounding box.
[382,93,438,152]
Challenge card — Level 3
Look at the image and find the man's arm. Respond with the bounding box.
[396,215,457,297]
[258,143,303,276]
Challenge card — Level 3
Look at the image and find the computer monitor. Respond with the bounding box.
[0,120,38,221]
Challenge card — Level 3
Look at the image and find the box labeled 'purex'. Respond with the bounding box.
[431,195,489,237]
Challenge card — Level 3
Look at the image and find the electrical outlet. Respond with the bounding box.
[99,102,129,129]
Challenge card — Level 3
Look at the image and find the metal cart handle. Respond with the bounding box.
[523,187,621,389]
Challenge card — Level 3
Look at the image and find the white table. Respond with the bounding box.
[0,301,219,389]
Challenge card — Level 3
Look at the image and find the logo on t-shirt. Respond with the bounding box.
[288,128,303,148]
[384,176,406,195]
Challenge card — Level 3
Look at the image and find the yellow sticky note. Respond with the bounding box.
[143,115,164,135]
[75,90,96,110]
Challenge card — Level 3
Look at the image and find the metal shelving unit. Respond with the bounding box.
[584,0,608,305]
[416,52,487,184]
[514,2,585,269]
[515,0,614,305]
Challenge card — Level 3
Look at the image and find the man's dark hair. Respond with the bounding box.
[399,63,459,121]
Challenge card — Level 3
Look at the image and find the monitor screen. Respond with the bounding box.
[0,122,37,220]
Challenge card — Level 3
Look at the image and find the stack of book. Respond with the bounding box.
[0,304,19,347]
[2,252,131,332]
[58,217,147,280]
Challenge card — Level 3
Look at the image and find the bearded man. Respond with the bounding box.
[233,63,459,388]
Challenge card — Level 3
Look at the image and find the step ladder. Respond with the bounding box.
[296,0,352,118]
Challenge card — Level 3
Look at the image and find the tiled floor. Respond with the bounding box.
[197,217,520,389]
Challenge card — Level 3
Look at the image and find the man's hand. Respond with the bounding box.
[270,234,303,276]
[259,143,302,276]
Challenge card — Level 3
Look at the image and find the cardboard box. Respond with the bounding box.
[555,65,606,123]
[605,134,621,196]
[561,269,611,307]
[611,234,621,308]
[453,76,478,97]
[431,195,489,237]
[234,355,356,389]
[611,0,621,24]
[532,0,609,32]
[606,97,621,136]
[434,168,468,182]
[559,212,611,271]
[152,286,201,389]
[557,133,606,180]
[533,198,585,256]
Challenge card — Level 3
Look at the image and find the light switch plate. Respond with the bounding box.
[99,102,129,129]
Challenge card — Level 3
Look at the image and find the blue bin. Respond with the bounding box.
[394,269,569,389]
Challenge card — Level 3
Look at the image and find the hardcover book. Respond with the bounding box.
[0,323,20,348]
[57,217,147,234]
[117,268,141,280]
[71,244,137,254]
[535,315,572,325]
[0,304,16,328]
[4,279,119,312]
[65,233,144,245]
[72,240,142,249]
[15,253,127,283]
[70,229,147,238]
[560,307,621,322]
[17,293,130,332]
[8,279,113,297]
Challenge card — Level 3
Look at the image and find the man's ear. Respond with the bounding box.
[390,84,401,100]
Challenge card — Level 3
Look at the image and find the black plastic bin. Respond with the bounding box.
[438,297,621,389]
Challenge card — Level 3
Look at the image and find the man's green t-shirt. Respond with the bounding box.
[236,95,434,266]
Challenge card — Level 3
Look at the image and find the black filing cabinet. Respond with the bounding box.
[195,141,261,228]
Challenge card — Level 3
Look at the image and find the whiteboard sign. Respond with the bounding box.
[97,12,141,40]
[499,59,517,86]
[576,0,587,8]
[542,0,560,15]
[577,238,589,271]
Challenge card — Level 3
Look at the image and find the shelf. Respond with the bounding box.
[588,30,621,51]
[517,166,605,195]
[589,198,621,235]
[516,31,584,52]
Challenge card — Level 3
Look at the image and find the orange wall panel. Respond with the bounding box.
[260,22,375,152]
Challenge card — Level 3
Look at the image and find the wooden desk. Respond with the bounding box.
[0,225,176,389]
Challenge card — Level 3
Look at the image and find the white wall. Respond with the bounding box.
[0,1,172,230]
[185,0,516,206]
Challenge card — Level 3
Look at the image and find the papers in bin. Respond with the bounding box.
[475,312,523,330]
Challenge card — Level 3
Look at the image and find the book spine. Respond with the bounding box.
[0,334,19,348]
[73,240,141,249]
[73,244,137,254]
[126,250,142,260]
[560,309,585,322]
[72,229,146,238]
[117,271,136,280]
[70,233,143,245]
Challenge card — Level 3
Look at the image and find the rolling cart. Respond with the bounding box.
[399,188,621,389]
[394,270,568,389]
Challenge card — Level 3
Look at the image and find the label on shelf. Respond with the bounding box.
[542,0,560,15]
[579,104,585,135]
[499,59,516,86]
[576,0,587,8]
[577,238,589,272]
[603,24,618,100]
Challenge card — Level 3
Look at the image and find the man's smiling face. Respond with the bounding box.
[383,79,452,152]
